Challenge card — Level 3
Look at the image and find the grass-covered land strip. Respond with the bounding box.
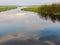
[21,4,60,15]
[21,6,40,13]
[0,6,18,12]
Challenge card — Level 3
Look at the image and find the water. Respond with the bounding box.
[0,7,60,45]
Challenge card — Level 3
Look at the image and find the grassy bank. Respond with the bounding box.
[21,4,60,15]
[21,6,40,13]
[0,6,18,12]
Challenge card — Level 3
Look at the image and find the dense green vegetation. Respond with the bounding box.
[0,6,18,12]
[21,4,60,15]
[40,4,60,15]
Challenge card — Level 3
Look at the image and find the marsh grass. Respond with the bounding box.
[0,6,18,12]
[21,6,40,13]
[21,4,60,15]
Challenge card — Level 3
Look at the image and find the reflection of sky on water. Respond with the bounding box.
[0,8,60,44]
[40,25,60,36]
[0,8,60,36]
[39,26,60,45]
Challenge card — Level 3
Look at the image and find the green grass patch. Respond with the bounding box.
[0,6,18,12]
[21,6,40,13]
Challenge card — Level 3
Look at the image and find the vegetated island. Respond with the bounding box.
[0,6,18,12]
[21,3,60,15]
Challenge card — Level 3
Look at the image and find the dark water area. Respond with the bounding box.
[0,7,60,45]
[38,14,60,23]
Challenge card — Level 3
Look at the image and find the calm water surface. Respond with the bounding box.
[0,7,60,45]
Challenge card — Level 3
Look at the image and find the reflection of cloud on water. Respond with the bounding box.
[44,41,56,45]
[0,32,57,45]
[0,34,57,45]
[0,32,40,43]
[0,13,27,18]
[0,12,45,32]
[16,13,26,16]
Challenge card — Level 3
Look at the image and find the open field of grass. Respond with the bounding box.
[0,6,18,12]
